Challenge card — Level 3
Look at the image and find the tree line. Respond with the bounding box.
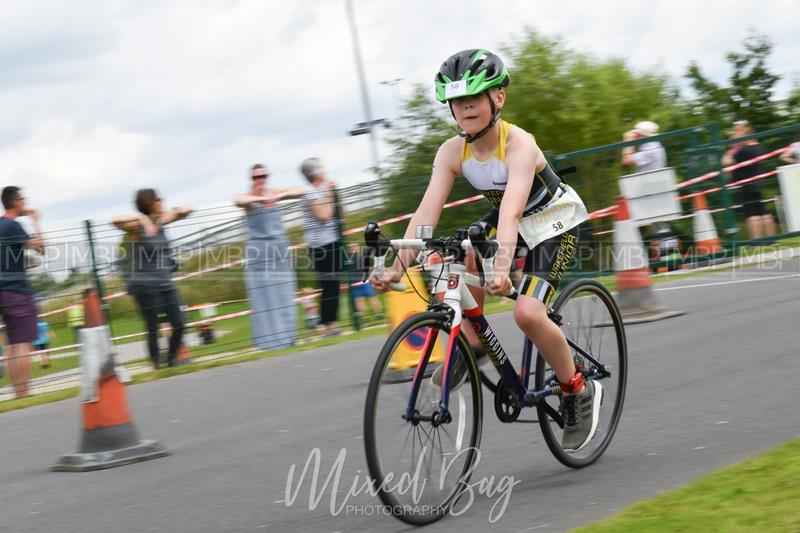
[377,29,799,236]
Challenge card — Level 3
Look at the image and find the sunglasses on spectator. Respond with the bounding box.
[252,174,269,180]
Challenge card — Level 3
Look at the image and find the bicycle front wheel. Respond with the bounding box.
[364,312,482,526]
[535,279,628,468]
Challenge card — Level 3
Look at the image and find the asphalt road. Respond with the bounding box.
[1,254,799,533]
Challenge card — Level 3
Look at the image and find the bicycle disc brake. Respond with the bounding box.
[493,378,522,423]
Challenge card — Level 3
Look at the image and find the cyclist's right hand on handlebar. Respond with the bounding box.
[369,268,402,293]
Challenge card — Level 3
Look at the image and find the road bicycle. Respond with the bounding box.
[362,221,627,526]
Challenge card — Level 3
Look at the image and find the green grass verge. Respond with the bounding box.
[0,387,80,414]
[0,354,79,389]
[573,439,800,533]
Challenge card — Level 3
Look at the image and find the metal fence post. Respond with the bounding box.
[708,123,738,242]
[84,219,112,332]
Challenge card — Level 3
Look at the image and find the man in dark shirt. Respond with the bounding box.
[0,186,44,398]
[722,120,776,239]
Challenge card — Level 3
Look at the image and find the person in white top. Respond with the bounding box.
[622,120,668,172]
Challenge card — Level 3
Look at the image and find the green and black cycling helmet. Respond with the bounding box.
[435,49,509,143]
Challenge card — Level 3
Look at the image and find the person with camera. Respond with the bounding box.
[112,189,191,369]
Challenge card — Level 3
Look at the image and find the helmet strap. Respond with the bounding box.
[451,93,501,144]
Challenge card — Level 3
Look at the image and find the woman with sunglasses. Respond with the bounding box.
[235,164,305,349]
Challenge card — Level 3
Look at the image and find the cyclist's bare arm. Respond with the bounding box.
[373,138,460,288]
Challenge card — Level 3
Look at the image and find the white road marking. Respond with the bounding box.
[654,273,800,292]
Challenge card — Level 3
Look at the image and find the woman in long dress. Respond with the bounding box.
[234,164,305,350]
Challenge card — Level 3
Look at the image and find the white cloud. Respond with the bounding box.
[0,121,151,226]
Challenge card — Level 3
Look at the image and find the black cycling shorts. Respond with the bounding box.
[478,208,580,305]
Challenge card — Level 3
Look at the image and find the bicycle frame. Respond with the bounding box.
[364,221,610,428]
[403,261,611,428]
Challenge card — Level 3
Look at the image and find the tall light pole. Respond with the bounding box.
[345,0,380,172]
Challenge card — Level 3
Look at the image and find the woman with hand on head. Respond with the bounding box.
[113,189,191,369]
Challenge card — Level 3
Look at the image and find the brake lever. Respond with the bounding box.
[475,254,486,286]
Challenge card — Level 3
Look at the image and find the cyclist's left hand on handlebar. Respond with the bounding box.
[487,273,513,296]
[369,268,402,293]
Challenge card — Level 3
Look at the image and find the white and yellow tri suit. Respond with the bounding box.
[459,119,588,303]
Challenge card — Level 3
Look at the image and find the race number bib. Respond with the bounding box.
[517,185,588,248]
[444,80,467,99]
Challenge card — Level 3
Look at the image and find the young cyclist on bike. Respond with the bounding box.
[371,49,600,451]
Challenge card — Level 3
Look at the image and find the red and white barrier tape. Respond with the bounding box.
[33,142,791,319]
[676,146,787,190]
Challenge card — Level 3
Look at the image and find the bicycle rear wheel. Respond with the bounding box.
[535,279,627,468]
[364,312,482,526]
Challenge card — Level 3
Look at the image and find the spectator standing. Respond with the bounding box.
[235,164,306,350]
[722,120,776,239]
[0,186,45,398]
[622,121,667,172]
[112,189,191,369]
[622,121,672,255]
[300,158,344,336]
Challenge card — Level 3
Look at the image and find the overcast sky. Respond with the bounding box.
[2,0,798,233]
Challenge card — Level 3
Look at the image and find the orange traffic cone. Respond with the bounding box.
[613,197,684,324]
[51,289,170,471]
[692,194,724,256]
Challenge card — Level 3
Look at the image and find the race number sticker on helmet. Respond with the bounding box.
[445,80,468,99]
[435,48,510,103]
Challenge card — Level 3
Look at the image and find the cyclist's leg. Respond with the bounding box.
[516,288,602,448]
[516,225,602,451]
[513,226,579,384]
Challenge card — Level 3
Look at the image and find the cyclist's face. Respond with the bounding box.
[450,89,504,133]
